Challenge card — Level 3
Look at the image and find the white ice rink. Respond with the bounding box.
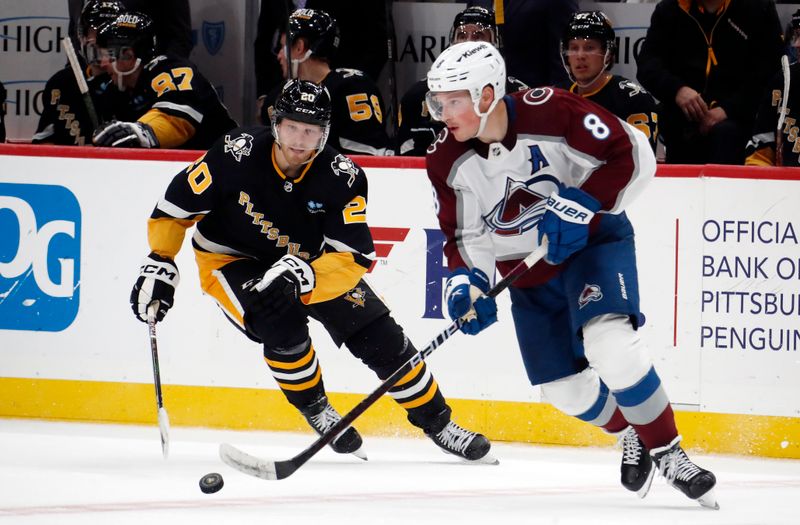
[0,419,798,524]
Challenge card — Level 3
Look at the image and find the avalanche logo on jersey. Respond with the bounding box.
[578,284,603,309]
[331,154,358,187]
[0,183,81,331]
[483,174,560,236]
[224,133,253,162]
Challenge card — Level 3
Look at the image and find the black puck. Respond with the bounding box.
[199,472,224,494]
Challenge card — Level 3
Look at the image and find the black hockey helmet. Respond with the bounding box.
[562,11,616,55]
[793,9,800,30]
[288,9,340,62]
[95,11,157,63]
[561,11,616,74]
[271,79,332,156]
[449,6,500,48]
[78,0,124,37]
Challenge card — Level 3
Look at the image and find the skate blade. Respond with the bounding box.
[350,446,368,461]
[697,489,720,510]
[636,468,656,499]
[471,452,499,465]
[437,448,499,465]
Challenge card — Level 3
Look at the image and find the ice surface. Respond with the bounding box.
[0,419,798,524]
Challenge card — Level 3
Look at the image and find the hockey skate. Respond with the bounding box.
[426,420,497,464]
[301,396,367,460]
[650,436,719,510]
[619,426,654,498]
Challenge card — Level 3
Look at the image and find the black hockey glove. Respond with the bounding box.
[93,120,159,148]
[247,255,315,322]
[130,253,180,322]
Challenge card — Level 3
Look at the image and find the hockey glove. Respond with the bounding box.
[444,267,497,335]
[130,253,180,323]
[247,255,316,323]
[538,186,601,265]
[93,120,159,148]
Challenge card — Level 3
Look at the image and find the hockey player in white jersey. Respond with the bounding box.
[424,41,718,509]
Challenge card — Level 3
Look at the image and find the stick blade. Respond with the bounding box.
[157,407,170,459]
[219,443,296,480]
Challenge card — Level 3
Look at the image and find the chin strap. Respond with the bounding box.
[290,50,312,79]
[472,93,501,139]
[112,58,141,90]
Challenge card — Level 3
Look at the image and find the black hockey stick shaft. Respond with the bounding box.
[247,242,548,480]
[147,304,170,458]
[384,0,399,139]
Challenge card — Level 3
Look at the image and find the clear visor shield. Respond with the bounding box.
[452,23,496,45]
[425,90,475,122]
[274,118,327,151]
[83,42,101,65]
[564,42,606,59]
[95,46,137,69]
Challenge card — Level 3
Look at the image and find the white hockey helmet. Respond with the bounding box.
[426,41,506,137]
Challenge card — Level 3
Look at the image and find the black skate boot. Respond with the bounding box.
[650,436,719,509]
[619,426,654,498]
[301,396,367,460]
[426,420,497,464]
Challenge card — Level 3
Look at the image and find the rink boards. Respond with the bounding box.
[1,145,799,459]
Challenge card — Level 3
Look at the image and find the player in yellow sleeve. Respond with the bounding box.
[129,79,494,463]
[91,11,236,149]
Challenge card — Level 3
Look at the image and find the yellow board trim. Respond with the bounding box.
[1,377,798,459]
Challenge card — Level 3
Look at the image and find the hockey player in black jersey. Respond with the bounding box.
[746,12,800,167]
[559,11,659,153]
[32,0,122,145]
[397,6,528,156]
[130,79,494,463]
[91,11,236,150]
[261,9,392,156]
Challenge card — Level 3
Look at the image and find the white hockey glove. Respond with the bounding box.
[130,253,180,322]
[93,120,159,148]
[248,255,316,323]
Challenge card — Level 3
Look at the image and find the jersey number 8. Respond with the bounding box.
[583,113,610,140]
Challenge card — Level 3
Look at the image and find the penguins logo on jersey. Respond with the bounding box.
[578,284,603,309]
[344,286,367,307]
[331,154,358,187]
[484,174,559,236]
[224,133,253,162]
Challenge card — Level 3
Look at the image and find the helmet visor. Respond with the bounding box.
[425,90,474,122]
[452,23,496,45]
[275,118,327,151]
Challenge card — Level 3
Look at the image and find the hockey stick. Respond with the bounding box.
[776,54,790,167]
[61,37,100,130]
[147,303,170,459]
[384,0,399,141]
[220,240,548,480]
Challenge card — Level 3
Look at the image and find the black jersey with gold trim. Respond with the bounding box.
[32,67,117,145]
[746,63,800,167]
[263,69,392,156]
[562,74,659,153]
[147,126,375,304]
[322,68,392,156]
[117,54,237,150]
